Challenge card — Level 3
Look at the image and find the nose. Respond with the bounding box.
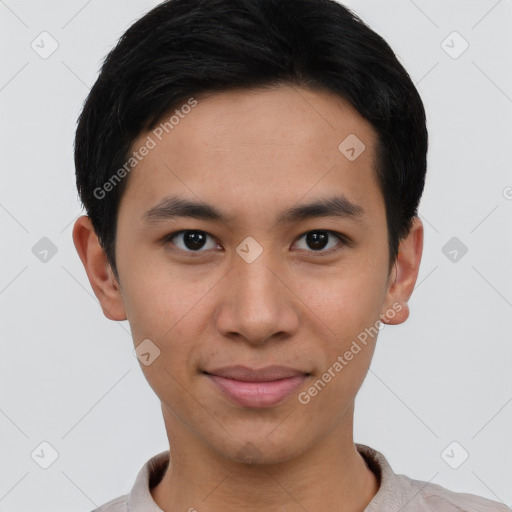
[213,254,300,346]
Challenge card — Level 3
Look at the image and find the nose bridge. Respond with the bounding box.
[215,246,299,344]
[232,250,282,315]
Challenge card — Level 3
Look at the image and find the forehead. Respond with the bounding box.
[119,85,383,225]
[159,85,376,157]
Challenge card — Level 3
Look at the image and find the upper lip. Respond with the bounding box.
[204,365,309,382]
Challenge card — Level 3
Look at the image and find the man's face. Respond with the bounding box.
[114,85,397,463]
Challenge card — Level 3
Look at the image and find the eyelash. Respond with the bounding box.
[162,230,349,256]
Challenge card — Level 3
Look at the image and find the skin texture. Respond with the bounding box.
[73,85,423,512]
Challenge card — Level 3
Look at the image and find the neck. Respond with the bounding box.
[151,408,379,512]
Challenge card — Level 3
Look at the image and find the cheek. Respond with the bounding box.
[295,259,388,335]
[298,276,383,412]
[122,274,201,408]
[119,264,214,378]
[118,248,200,340]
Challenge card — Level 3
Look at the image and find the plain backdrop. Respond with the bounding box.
[1,1,511,511]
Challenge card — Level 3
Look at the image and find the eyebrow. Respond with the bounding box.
[141,194,365,226]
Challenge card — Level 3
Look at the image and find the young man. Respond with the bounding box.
[72,0,509,510]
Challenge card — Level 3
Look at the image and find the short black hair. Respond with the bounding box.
[74,0,428,278]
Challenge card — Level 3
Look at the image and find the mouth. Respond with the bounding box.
[203,365,311,408]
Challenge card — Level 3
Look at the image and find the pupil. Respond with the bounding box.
[185,231,206,250]
[307,231,328,250]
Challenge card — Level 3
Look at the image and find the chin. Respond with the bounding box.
[210,431,309,467]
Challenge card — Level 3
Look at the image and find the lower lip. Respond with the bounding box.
[205,374,307,408]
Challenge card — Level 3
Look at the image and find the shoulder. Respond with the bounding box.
[87,451,169,512]
[356,444,510,512]
[89,494,129,512]
[396,473,511,511]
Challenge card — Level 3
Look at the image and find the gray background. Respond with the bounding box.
[1,0,511,510]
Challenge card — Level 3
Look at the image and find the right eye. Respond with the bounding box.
[163,230,222,253]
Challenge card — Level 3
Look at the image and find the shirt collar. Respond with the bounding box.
[127,443,403,511]
[356,443,409,510]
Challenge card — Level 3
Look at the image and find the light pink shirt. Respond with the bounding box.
[92,444,510,511]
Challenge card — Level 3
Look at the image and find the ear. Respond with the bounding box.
[381,216,423,325]
[72,215,127,321]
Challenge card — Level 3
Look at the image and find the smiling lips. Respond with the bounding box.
[204,365,310,408]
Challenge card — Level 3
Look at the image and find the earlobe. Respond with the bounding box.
[72,215,127,321]
[381,217,423,326]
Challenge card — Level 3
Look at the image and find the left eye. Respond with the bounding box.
[164,230,345,254]
[294,230,345,254]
